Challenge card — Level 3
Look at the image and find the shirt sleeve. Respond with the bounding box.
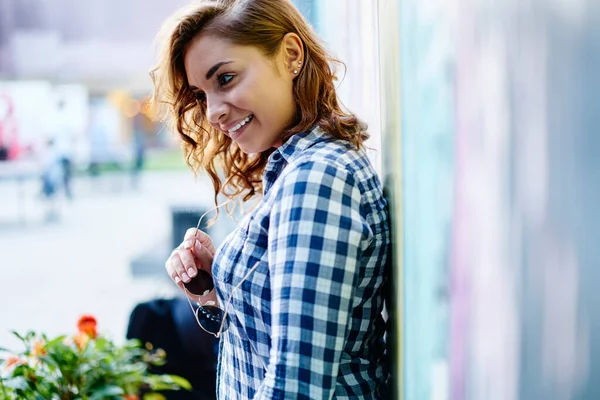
[253,160,369,400]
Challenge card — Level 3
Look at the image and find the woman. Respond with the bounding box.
[154,0,391,398]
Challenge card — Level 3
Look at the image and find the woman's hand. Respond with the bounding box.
[165,228,218,305]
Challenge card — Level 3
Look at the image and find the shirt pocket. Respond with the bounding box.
[212,213,253,284]
[227,257,272,362]
[229,253,270,323]
[216,212,272,330]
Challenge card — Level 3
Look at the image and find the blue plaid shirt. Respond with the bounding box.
[211,127,390,399]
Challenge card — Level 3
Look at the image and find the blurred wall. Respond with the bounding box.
[378,1,404,398]
[452,1,600,399]
[389,0,600,399]
[399,1,454,399]
[0,0,189,92]
[315,0,382,173]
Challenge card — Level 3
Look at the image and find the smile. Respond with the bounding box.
[228,114,254,134]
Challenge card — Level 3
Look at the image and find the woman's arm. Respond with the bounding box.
[255,160,369,400]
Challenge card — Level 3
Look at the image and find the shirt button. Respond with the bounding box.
[272,152,282,161]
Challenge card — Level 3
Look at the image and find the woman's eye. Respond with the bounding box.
[218,74,234,87]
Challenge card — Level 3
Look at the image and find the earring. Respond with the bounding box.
[293,70,298,74]
[298,60,302,66]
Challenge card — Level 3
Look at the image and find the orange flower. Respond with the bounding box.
[77,315,98,339]
[4,355,24,370]
[124,395,139,400]
[32,339,47,357]
[73,332,90,350]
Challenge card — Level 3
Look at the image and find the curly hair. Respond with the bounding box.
[150,0,368,206]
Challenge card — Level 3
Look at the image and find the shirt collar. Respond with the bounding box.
[268,125,330,165]
[262,125,331,195]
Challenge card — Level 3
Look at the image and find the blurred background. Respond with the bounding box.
[0,0,214,352]
[0,0,599,399]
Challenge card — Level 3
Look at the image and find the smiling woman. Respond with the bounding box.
[150,0,367,203]
[150,1,391,399]
[184,34,298,152]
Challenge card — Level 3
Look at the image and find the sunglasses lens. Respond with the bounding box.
[196,305,229,334]
[183,269,215,296]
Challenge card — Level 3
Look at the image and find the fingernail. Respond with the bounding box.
[182,273,190,282]
[175,277,181,284]
[184,240,193,249]
[188,269,197,277]
[195,240,202,249]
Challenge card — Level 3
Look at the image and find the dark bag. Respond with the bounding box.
[126,298,218,400]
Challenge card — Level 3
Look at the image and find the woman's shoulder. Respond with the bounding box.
[273,138,382,213]
[290,134,378,185]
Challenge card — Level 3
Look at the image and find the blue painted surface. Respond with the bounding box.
[400,2,454,399]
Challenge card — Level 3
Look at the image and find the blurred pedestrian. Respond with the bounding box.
[40,138,62,222]
[54,100,75,199]
[131,117,147,189]
[0,93,18,161]
[153,1,391,399]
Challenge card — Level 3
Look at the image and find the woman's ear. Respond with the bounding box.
[281,33,304,77]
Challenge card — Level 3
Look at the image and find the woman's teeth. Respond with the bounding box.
[229,114,254,133]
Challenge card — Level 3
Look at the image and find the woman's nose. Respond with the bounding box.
[206,97,229,126]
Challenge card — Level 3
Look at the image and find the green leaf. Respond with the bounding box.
[10,331,26,342]
[124,338,142,348]
[38,354,60,368]
[89,385,124,399]
[10,364,32,378]
[3,376,29,391]
[164,375,192,390]
[146,374,192,391]
[45,335,67,348]
[143,394,167,400]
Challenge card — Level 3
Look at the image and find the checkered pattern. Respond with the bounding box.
[210,127,390,399]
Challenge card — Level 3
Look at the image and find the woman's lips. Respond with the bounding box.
[228,115,253,141]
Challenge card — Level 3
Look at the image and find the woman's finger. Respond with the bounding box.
[191,239,214,274]
[165,258,179,284]
[166,251,190,283]
[184,228,216,255]
[177,247,198,279]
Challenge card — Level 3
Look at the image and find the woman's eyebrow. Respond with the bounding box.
[206,61,233,80]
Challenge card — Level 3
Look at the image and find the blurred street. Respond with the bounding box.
[0,170,216,350]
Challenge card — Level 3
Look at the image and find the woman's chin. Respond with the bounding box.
[236,143,258,155]
[236,141,267,155]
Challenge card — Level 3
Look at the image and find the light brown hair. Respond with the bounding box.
[150,0,367,206]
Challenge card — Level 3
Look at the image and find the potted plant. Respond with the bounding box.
[0,315,191,399]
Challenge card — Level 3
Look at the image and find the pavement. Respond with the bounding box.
[0,169,231,350]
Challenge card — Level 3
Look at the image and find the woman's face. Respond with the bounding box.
[184,34,298,154]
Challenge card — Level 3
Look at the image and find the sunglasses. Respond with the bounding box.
[182,260,260,339]
[181,200,261,339]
